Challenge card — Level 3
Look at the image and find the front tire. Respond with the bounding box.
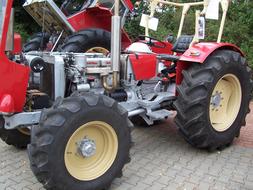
[28,94,131,190]
[0,117,30,149]
[174,50,253,150]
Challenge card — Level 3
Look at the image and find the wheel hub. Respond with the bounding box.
[77,138,96,158]
[210,91,222,109]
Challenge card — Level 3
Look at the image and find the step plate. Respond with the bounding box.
[147,109,173,120]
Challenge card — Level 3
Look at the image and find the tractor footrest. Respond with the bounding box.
[147,109,172,120]
[157,54,179,62]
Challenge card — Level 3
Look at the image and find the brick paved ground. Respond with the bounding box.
[0,104,253,190]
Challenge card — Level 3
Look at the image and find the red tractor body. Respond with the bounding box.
[0,0,29,113]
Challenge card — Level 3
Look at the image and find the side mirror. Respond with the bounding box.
[5,8,14,51]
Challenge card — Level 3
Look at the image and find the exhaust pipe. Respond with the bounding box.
[102,0,121,92]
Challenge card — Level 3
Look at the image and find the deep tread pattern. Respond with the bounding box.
[0,117,30,149]
[28,93,131,190]
[174,50,253,150]
[59,28,111,53]
[23,32,50,52]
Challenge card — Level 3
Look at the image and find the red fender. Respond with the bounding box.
[0,0,30,113]
[176,42,244,85]
[67,7,132,49]
[179,42,244,63]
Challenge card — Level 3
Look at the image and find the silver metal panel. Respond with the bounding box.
[5,9,14,51]
[23,0,75,34]
[111,16,121,72]
[54,55,66,99]
[86,67,112,74]
[4,111,41,130]
[146,109,173,120]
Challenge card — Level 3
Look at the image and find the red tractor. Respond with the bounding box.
[0,0,252,190]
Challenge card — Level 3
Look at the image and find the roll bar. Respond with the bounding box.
[147,0,230,43]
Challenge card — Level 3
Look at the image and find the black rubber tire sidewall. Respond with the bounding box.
[60,28,111,53]
[23,32,50,52]
[0,117,30,148]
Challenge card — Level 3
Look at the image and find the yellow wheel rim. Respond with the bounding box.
[64,121,118,181]
[86,47,109,55]
[209,74,242,132]
[18,128,30,136]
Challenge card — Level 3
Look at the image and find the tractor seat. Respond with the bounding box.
[171,35,194,53]
[157,35,194,62]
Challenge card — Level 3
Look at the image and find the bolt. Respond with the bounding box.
[216,109,219,112]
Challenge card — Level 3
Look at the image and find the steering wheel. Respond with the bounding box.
[138,35,167,49]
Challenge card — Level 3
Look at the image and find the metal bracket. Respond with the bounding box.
[4,111,41,130]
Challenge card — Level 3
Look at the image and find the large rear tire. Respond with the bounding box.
[59,28,111,54]
[174,50,253,150]
[28,93,131,190]
[23,32,50,52]
[0,117,30,149]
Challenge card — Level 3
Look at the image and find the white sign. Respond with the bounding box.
[140,14,159,31]
[206,0,219,20]
[198,17,205,40]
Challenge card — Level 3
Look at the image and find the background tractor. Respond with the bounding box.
[22,0,134,53]
[0,0,252,190]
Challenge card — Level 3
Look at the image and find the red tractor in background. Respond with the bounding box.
[21,0,133,53]
[0,0,252,190]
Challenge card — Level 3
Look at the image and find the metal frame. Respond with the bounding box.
[147,0,230,43]
[4,111,41,130]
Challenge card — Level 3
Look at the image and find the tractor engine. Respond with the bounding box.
[25,50,174,108]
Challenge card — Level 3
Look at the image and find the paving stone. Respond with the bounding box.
[0,106,253,190]
[132,182,150,190]
[142,175,159,185]
[198,182,210,190]
[244,180,253,190]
